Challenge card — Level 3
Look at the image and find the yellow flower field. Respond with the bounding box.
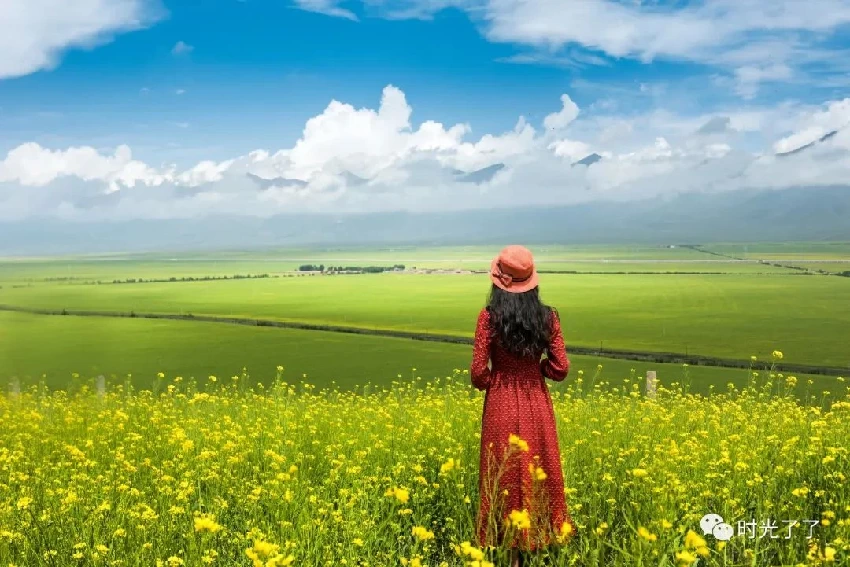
[1,367,848,566]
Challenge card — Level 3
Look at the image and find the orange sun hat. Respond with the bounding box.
[490,245,539,293]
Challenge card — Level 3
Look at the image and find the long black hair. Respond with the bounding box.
[486,283,555,358]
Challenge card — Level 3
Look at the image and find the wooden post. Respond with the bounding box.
[96,375,106,397]
[9,378,20,398]
[646,371,657,399]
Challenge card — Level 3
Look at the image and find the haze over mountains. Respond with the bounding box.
[2,185,847,256]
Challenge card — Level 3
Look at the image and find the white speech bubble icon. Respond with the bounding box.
[713,522,734,541]
[700,513,724,536]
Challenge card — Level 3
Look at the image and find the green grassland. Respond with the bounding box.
[781,262,850,274]
[0,258,792,284]
[702,242,850,261]
[0,244,799,284]
[2,312,839,399]
[2,272,848,367]
[0,253,796,287]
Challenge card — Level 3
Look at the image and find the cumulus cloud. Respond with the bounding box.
[0,143,167,191]
[1,85,850,221]
[0,0,162,79]
[543,94,580,131]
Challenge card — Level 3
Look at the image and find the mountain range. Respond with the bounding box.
[1,185,848,255]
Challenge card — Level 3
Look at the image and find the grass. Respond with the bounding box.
[1,374,848,566]
[2,272,849,368]
[6,311,839,397]
[702,242,850,261]
[780,263,850,275]
[0,259,792,284]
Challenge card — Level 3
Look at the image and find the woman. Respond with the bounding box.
[470,245,577,566]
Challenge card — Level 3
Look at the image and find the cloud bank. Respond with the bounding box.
[2,85,850,221]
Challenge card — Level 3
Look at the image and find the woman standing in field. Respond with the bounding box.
[470,245,576,566]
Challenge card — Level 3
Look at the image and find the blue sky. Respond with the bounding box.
[1,0,832,163]
[1,0,850,220]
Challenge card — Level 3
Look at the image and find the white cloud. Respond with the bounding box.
[175,88,186,95]
[543,94,580,131]
[305,0,850,99]
[473,0,850,69]
[171,41,193,55]
[773,99,850,154]
[1,86,849,221]
[293,0,359,21]
[0,0,162,80]
[734,63,793,99]
[0,142,166,192]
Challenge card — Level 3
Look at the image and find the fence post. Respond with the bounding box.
[96,375,106,398]
[646,370,657,399]
[9,378,21,398]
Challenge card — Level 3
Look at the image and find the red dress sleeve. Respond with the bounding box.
[470,308,492,390]
[540,310,570,381]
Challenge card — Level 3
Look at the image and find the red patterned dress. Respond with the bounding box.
[470,307,577,550]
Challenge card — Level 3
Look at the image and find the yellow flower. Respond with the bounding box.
[194,514,223,534]
[15,497,32,510]
[661,520,673,529]
[684,530,706,550]
[458,542,484,561]
[631,468,648,478]
[385,487,410,504]
[528,463,547,481]
[772,350,784,360]
[440,458,457,474]
[411,526,435,541]
[824,546,837,562]
[508,434,529,453]
[675,550,697,566]
[595,522,609,536]
[507,510,531,530]
[556,521,574,543]
[637,526,657,542]
[352,538,364,547]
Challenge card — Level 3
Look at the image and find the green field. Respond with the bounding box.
[2,244,849,398]
[0,259,793,284]
[781,262,850,274]
[4,311,840,398]
[2,272,848,367]
[702,242,850,261]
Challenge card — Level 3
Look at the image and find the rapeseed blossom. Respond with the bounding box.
[0,366,846,566]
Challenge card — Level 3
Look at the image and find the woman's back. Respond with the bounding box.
[471,307,569,390]
[470,245,577,555]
